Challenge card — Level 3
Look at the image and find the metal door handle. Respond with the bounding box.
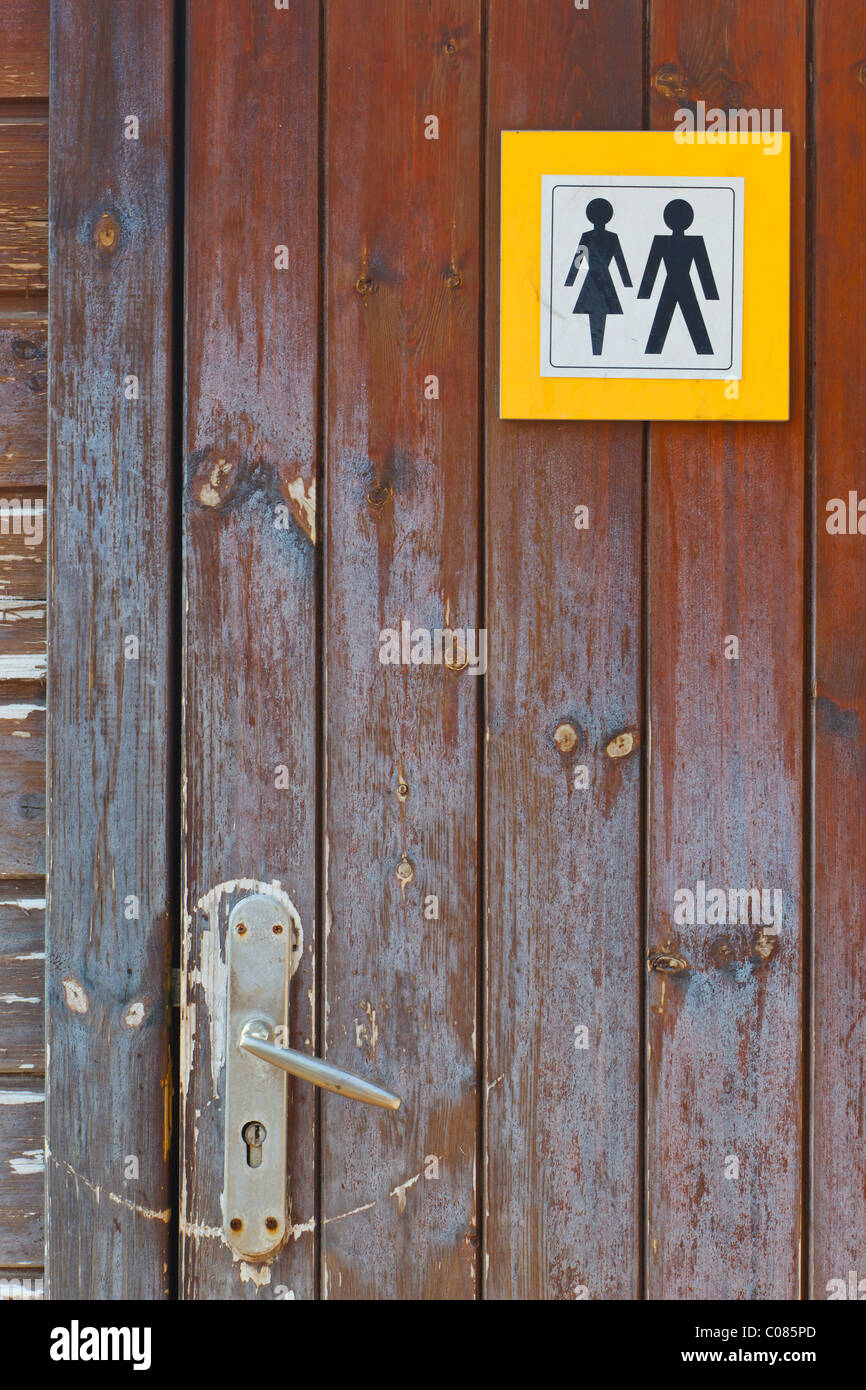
[222,891,400,1259]
[239,1016,400,1110]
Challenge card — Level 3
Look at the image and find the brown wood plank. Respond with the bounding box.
[0,1077,43,1266]
[181,0,320,1299]
[484,0,644,1301]
[0,889,43,1074]
[0,2,50,100]
[47,0,174,1299]
[0,119,47,298]
[0,487,45,686]
[0,321,47,486]
[322,0,481,1299]
[811,0,866,1303]
[0,704,43,877]
[646,0,806,1299]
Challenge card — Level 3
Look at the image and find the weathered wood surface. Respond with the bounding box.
[0,891,44,1073]
[0,703,43,876]
[181,0,319,1299]
[645,0,806,1298]
[0,118,47,298]
[0,487,45,693]
[321,0,481,1300]
[811,0,866,1303]
[0,322,47,486]
[0,1,50,100]
[0,1077,43,1265]
[47,0,174,1299]
[484,0,644,1301]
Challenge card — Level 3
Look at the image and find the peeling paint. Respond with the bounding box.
[123,1000,146,1028]
[9,1146,43,1175]
[239,1261,272,1287]
[287,475,316,544]
[389,1168,424,1213]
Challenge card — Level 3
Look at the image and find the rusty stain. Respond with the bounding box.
[553,721,578,754]
[605,730,635,759]
[94,212,120,253]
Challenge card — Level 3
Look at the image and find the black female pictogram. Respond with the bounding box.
[564,198,632,356]
[637,199,719,354]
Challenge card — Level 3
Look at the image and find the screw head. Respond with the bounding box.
[273,923,283,934]
[236,923,247,936]
[230,1217,243,1232]
[265,1216,279,1232]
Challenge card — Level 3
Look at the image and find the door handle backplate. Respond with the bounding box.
[223,893,401,1260]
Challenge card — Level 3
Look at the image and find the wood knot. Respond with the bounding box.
[367,480,393,509]
[94,212,120,254]
[857,60,866,89]
[26,371,47,395]
[710,936,735,967]
[647,949,691,975]
[443,37,458,57]
[605,730,636,759]
[446,270,462,290]
[750,928,779,965]
[355,274,377,296]
[396,779,409,802]
[653,64,689,102]
[395,854,415,886]
[553,721,579,754]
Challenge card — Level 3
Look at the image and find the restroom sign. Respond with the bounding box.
[501,132,790,420]
[543,176,743,379]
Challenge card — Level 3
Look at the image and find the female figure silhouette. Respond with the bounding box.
[565,198,632,356]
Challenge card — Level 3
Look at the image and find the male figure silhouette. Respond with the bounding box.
[637,198,719,354]
[565,197,632,356]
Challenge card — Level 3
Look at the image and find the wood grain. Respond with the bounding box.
[0,704,43,876]
[181,0,320,1300]
[484,0,644,1302]
[646,0,806,1299]
[0,2,50,100]
[810,0,866,1303]
[0,1077,43,1266]
[0,321,47,485]
[0,890,44,1073]
[47,0,174,1299]
[322,0,481,1299]
[0,119,47,298]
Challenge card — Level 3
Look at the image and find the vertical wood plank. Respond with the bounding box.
[322,0,482,1299]
[485,0,644,1301]
[646,0,806,1299]
[811,0,866,1303]
[47,0,174,1299]
[181,0,320,1299]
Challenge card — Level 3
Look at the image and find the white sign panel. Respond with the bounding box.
[540,175,744,380]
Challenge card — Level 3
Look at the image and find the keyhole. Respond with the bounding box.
[242,1120,267,1169]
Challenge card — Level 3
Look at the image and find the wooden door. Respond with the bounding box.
[37,0,866,1303]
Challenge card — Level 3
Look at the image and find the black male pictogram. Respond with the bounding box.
[637,198,719,354]
[564,198,632,355]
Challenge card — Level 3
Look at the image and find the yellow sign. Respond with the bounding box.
[500,131,790,421]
